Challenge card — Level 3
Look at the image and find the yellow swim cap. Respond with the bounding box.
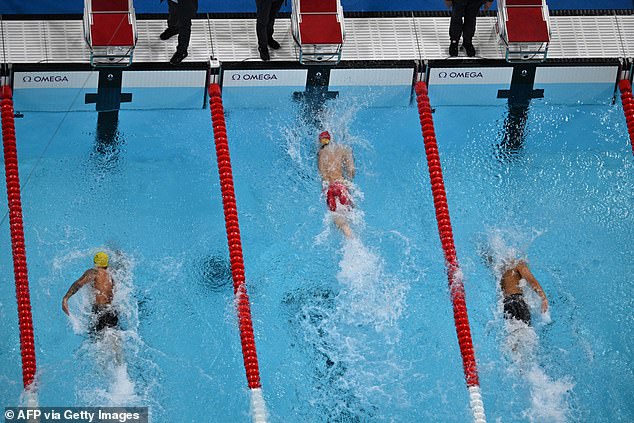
[94,252,109,268]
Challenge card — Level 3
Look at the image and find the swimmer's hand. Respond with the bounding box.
[62,297,70,315]
[541,297,549,313]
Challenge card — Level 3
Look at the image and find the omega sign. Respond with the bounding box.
[438,71,484,79]
[22,75,69,83]
[231,72,278,81]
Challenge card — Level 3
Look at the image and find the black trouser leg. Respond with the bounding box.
[449,0,468,42]
[176,0,198,53]
[167,0,178,30]
[267,0,284,40]
[462,0,482,44]
[255,0,273,49]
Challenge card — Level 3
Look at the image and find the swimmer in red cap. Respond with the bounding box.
[317,130,355,238]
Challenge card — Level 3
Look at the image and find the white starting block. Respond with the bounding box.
[291,0,345,64]
[496,0,551,62]
[83,0,137,67]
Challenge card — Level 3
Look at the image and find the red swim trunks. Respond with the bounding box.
[326,182,352,212]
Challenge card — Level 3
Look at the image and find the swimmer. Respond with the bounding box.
[62,252,119,334]
[500,259,548,326]
[317,130,355,238]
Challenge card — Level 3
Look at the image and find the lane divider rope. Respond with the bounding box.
[1,85,37,393]
[618,79,634,155]
[414,81,486,423]
[208,83,267,423]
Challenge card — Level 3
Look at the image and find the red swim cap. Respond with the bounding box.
[319,131,331,141]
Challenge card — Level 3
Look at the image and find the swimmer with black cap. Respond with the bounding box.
[317,130,355,238]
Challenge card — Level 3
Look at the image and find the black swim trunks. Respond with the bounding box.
[91,304,119,333]
[503,293,531,326]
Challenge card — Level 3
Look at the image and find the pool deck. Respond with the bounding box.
[1,15,633,65]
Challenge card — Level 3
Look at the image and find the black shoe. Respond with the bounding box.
[268,38,281,50]
[160,28,178,40]
[170,50,187,65]
[258,46,270,61]
[449,41,459,57]
[463,42,476,57]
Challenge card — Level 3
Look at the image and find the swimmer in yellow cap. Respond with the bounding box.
[317,130,355,238]
[62,252,118,334]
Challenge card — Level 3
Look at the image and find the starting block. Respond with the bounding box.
[496,0,551,62]
[291,0,345,64]
[83,0,137,66]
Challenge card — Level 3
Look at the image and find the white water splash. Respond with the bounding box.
[336,237,406,335]
[523,365,574,423]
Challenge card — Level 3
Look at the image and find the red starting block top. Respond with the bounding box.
[506,0,544,5]
[91,12,134,47]
[91,0,130,12]
[300,0,338,13]
[297,0,343,45]
[506,6,550,43]
[300,15,343,44]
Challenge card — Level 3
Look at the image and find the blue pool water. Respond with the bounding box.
[0,85,632,422]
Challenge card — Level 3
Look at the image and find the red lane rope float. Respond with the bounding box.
[208,84,267,422]
[1,85,37,390]
[618,79,634,155]
[414,82,485,422]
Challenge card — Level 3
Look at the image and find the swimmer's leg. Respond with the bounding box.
[102,329,124,367]
[333,215,353,238]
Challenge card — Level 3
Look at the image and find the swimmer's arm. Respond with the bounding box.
[518,263,548,312]
[344,147,355,179]
[62,269,96,315]
[317,151,327,179]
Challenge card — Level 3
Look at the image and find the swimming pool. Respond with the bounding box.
[0,83,632,422]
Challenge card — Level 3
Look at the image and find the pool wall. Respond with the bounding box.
[7,61,627,113]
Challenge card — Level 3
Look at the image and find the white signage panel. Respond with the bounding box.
[329,68,414,87]
[13,72,98,89]
[428,67,513,86]
[534,66,618,84]
[223,69,307,87]
[122,70,207,88]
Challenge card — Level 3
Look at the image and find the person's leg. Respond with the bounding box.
[255,0,272,49]
[462,0,482,45]
[267,0,284,47]
[160,0,180,40]
[167,0,178,31]
[449,0,467,56]
[176,0,198,54]
[333,215,353,238]
[449,0,467,43]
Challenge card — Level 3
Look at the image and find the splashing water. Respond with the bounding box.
[293,236,410,420]
[523,365,574,423]
[337,237,406,334]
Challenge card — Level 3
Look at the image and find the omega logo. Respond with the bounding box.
[22,75,69,83]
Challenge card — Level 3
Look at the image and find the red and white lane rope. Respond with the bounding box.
[208,83,267,423]
[1,85,37,396]
[618,79,634,155]
[414,82,486,423]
